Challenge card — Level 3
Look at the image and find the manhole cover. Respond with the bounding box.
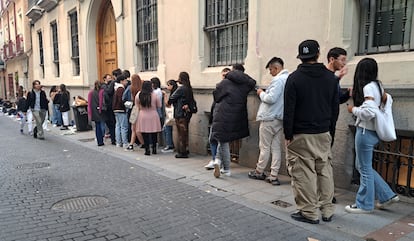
[78,138,95,142]
[16,162,50,169]
[51,196,109,212]
[270,200,293,208]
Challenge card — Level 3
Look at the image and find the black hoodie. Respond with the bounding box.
[283,63,339,140]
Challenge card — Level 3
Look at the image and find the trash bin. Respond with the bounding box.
[72,105,92,131]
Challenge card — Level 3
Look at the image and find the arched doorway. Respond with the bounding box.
[96,0,117,79]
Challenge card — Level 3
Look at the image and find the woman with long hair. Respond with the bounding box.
[162,79,178,152]
[168,71,195,158]
[59,84,70,130]
[88,80,107,146]
[135,81,162,155]
[50,85,62,127]
[346,58,399,214]
[125,74,144,150]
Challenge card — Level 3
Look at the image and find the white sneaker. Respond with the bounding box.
[220,168,231,177]
[213,159,221,178]
[116,143,122,147]
[204,160,215,170]
[376,195,400,210]
[345,204,373,214]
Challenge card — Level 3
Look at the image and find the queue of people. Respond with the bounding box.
[14,38,400,226]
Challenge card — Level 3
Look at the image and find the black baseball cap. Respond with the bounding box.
[297,40,320,59]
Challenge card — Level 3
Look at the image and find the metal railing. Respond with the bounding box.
[350,127,413,197]
[373,130,414,197]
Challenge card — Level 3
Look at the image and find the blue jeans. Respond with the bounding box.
[94,121,106,145]
[52,104,62,125]
[355,127,396,210]
[115,112,129,146]
[216,142,230,171]
[210,141,218,160]
[164,125,174,147]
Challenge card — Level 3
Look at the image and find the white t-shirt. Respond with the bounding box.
[359,81,383,130]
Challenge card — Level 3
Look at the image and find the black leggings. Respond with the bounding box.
[142,132,157,148]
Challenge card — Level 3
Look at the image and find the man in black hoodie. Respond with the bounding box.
[284,40,339,224]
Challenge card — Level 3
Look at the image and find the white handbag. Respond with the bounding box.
[374,93,396,142]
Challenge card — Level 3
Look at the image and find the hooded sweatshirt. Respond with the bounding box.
[283,63,339,140]
[112,82,126,112]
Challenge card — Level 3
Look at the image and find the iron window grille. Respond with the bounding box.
[205,0,248,67]
[38,30,44,78]
[69,11,80,76]
[51,21,60,77]
[136,0,158,71]
[358,0,414,54]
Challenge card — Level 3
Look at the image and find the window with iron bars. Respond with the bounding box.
[358,0,414,54]
[136,0,158,71]
[38,30,44,78]
[69,11,80,76]
[205,0,248,67]
[51,21,60,77]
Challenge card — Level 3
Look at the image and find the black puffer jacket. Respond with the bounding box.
[210,70,256,143]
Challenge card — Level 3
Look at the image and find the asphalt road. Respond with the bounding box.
[0,115,357,241]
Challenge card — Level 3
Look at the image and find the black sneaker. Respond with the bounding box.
[175,153,188,158]
[266,178,281,186]
[248,170,266,180]
[322,215,333,222]
[290,212,319,224]
[125,144,133,151]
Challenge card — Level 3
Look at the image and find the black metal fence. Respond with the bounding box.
[373,130,414,197]
[350,127,414,197]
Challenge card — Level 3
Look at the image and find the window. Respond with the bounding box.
[359,0,414,54]
[38,30,44,78]
[51,21,60,77]
[69,10,80,76]
[136,0,158,71]
[205,0,248,66]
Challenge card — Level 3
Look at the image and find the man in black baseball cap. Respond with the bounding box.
[283,39,339,224]
[297,39,320,59]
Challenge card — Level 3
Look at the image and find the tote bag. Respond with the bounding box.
[375,93,396,142]
[129,105,139,124]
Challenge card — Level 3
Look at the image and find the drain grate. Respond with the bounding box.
[51,196,109,212]
[270,200,293,208]
[78,138,95,142]
[16,162,50,169]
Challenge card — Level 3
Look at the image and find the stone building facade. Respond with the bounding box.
[1,0,413,192]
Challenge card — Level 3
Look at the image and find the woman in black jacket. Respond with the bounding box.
[210,64,256,177]
[59,84,70,130]
[168,72,195,158]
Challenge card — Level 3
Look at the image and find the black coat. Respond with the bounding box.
[168,85,193,120]
[210,70,256,143]
[27,90,49,111]
[59,91,70,112]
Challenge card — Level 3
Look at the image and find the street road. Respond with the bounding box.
[0,115,354,241]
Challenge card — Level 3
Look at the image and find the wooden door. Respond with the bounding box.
[8,74,14,100]
[97,1,117,79]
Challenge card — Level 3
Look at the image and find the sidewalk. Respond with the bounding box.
[13,116,414,241]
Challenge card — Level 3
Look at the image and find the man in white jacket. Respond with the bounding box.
[248,57,289,185]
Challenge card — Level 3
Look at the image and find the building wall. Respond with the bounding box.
[0,0,30,101]
[15,0,414,190]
